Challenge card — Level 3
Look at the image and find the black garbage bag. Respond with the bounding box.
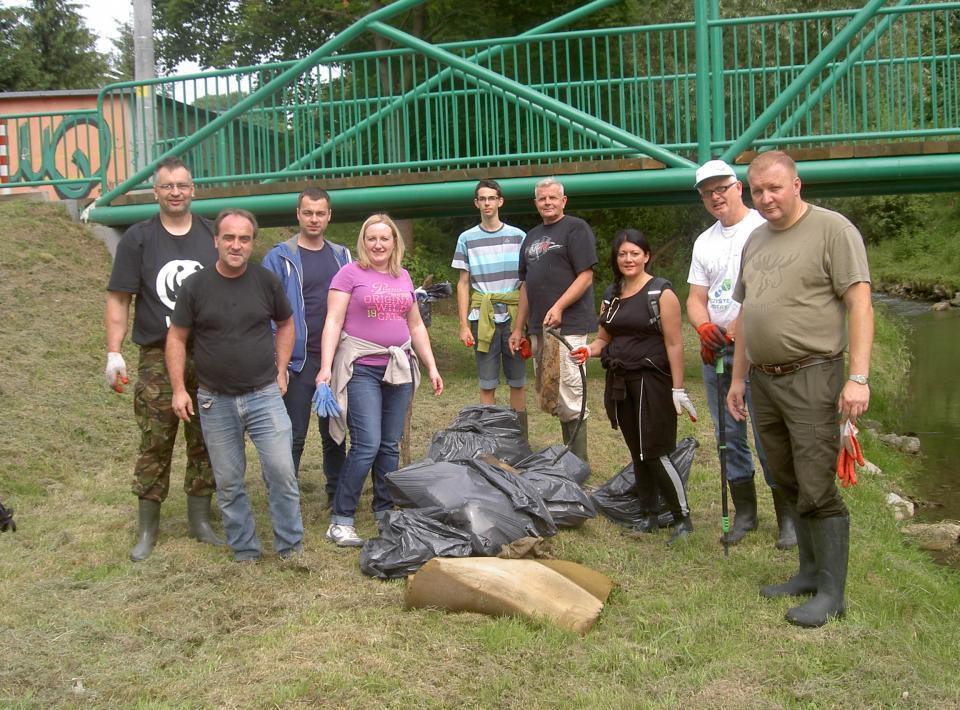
[0,498,15,533]
[359,507,473,579]
[590,437,699,528]
[385,457,555,556]
[516,445,590,485]
[426,405,532,465]
[518,465,596,528]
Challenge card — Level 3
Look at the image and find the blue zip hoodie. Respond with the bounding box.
[262,235,353,373]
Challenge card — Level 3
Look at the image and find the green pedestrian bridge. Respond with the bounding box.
[4,0,959,226]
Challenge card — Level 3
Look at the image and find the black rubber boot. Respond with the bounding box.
[515,410,529,443]
[786,515,849,628]
[667,515,693,545]
[187,495,226,547]
[723,479,759,544]
[561,421,589,463]
[130,499,161,562]
[624,514,660,537]
[760,514,817,598]
[771,487,798,550]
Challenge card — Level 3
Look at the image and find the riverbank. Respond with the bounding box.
[1,201,958,706]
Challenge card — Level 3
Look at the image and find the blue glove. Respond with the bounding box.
[312,383,342,418]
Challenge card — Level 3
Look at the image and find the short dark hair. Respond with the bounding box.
[474,179,502,199]
[609,228,652,297]
[154,156,190,179]
[214,208,259,239]
[298,186,332,208]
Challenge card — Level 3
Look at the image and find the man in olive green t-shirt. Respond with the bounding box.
[726,151,873,629]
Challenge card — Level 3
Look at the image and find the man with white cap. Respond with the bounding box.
[686,159,796,549]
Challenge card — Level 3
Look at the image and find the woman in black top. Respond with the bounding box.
[571,229,698,544]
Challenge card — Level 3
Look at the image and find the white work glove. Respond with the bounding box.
[105,351,129,393]
[672,388,698,422]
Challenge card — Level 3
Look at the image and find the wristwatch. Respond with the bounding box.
[848,374,869,385]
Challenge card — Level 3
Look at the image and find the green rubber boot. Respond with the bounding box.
[771,487,798,550]
[130,499,160,562]
[786,515,849,628]
[725,479,759,544]
[561,420,588,463]
[187,495,226,547]
[760,513,817,599]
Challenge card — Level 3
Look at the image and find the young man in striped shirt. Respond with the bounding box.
[451,179,529,438]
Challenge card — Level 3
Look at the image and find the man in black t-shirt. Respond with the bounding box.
[509,177,597,462]
[104,156,223,562]
[168,209,304,562]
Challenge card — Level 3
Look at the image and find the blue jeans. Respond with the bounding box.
[331,364,413,526]
[702,353,774,487]
[198,383,304,560]
[283,353,346,495]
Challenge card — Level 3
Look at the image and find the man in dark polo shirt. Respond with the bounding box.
[167,208,304,562]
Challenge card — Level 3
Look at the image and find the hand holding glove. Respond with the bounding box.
[672,388,698,422]
[105,352,128,393]
[696,323,728,365]
[836,419,864,488]
[569,346,590,365]
[518,337,533,360]
[311,382,342,418]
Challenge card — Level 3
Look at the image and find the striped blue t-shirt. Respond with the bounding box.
[451,222,526,322]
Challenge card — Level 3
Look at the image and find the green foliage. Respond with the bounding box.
[822,194,933,246]
[866,195,960,294]
[0,0,110,91]
[107,20,135,83]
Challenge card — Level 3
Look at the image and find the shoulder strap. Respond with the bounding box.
[646,277,669,334]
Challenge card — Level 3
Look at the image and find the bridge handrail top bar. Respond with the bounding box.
[709,1,960,27]
[0,109,99,121]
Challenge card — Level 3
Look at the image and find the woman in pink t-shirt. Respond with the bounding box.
[317,214,443,547]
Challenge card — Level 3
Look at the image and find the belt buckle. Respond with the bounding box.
[773,365,782,375]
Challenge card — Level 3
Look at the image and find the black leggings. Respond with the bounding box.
[615,375,689,520]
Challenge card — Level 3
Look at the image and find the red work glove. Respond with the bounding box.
[836,420,864,488]
[696,323,727,365]
[518,338,533,360]
[569,346,590,365]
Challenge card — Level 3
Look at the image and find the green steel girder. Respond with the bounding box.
[86,153,960,227]
[272,0,624,180]
[369,21,694,169]
[719,0,890,162]
[91,0,427,209]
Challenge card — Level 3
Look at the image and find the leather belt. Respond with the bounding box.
[753,354,842,376]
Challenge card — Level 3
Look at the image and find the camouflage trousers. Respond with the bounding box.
[132,346,215,502]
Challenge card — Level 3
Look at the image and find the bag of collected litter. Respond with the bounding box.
[590,437,699,527]
[516,445,590,484]
[426,405,532,465]
[518,465,596,528]
[385,457,556,556]
[359,507,473,579]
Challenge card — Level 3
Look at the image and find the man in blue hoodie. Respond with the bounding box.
[262,187,352,505]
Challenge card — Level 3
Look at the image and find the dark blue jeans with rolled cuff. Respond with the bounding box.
[702,352,775,488]
[283,353,346,496]
[330,364,414,527]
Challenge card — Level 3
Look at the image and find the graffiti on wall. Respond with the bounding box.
[8,114,112,200]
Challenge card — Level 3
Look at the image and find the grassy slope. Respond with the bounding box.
[867,199,960,295]
[0,201,958,708]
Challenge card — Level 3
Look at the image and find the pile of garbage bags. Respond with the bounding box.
[360,406,596,579]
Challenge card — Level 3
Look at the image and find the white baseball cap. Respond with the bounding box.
[694,160,737,189]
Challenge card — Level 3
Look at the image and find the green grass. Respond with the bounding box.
[867,198,960,296]
[1,200,959,707]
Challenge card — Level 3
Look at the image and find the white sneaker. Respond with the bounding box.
[325,523,364,548]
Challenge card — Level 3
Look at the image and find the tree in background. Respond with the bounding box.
[108,21,136,83]
[0,0,110,91]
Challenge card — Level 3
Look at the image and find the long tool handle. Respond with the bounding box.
[717,348,730,558]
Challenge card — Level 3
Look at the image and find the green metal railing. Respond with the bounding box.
[2,0,957,216]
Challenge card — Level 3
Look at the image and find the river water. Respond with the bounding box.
[874,296,960,540]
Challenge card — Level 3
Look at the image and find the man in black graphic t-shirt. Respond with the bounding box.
[105,157,222,562]
[509,177,597,462]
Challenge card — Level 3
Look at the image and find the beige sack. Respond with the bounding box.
[404,557,612,634]
[535,334,561,415]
